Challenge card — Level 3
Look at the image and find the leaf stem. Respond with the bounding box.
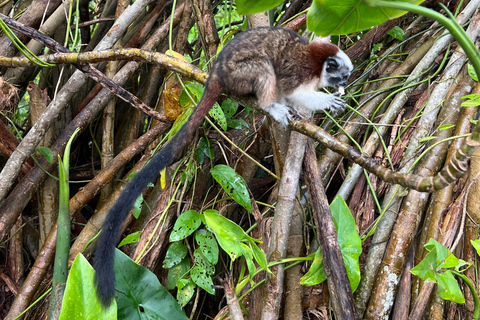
[452,270,480,319]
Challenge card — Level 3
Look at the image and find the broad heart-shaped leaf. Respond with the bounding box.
[59,254,117,320]
[330,196,361,291]
[301,196,361,291]
[170,210,203,242]
[423,238,459,269]
[211,165,252,212]
[236,0,284,15]
[113,249,188,320]
[307,0,422,36]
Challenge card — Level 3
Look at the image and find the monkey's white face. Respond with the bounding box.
[320,50,353,89]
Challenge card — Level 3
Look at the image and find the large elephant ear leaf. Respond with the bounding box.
[307,0,422,36]
[236,0,284,15]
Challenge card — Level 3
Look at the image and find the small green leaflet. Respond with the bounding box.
[461,93,480,107]
[387,26,405,40]
[118,231,141,248]
[438,124,455,131]
[36,146,53,163]
[468,64,478,81]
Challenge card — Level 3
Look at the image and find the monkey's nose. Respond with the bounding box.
[339,74,349,86]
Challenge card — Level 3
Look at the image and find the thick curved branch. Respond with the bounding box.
[0,14,168,122]
[290,117,478,192]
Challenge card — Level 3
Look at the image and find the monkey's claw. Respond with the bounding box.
[328,95,346,115]
[287,106,304,121]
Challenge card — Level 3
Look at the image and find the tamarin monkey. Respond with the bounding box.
[94,26,353,306]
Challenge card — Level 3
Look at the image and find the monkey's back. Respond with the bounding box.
[210,27,314,97]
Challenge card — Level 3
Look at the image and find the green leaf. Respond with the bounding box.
[194,249,215,276]
[307,0,422,36]
[204,210,245,261]
[455,259,471,272]
[411,249,437,282]
[235,0,284,15]
[163,242,188,268]
[330,196,361,291]
[132,194,144,219]
[418,136,437,143]
[435,271,465,303]
[461,94,480,100]
[191,265,215,294]
[301,251,325,285]
[36,146,53,163]
[113,249,189,320]
[301,196,361,291]
[209,102,227,131]
[197,138,215,161]
[438,124,455,131]
[118,231,141,248]
[195,229,219,265]
[176,279,196,307]
[461,97,480,107]
[250,240,272,274]
[423,238,456,268]
[470,239,480,256]
[211,164,252,212]
[60,254,117,319]
[240,243,256,281]
[222,99,238,117]
[170,210,203,242]
[468,64,478,81]
[171,103,196,138]
[387,26,404,40]
[412,238,471,304]
[227,118,249,129]
[166,257,190,290]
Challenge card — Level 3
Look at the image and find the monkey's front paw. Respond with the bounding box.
[266,102,291,127]
[327,94,346,115]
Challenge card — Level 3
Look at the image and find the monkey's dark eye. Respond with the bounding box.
[326,58,339,72]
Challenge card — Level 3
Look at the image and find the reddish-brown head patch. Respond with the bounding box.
[307,42,340,76]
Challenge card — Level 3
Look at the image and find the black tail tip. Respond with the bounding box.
[94,272,116,308]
